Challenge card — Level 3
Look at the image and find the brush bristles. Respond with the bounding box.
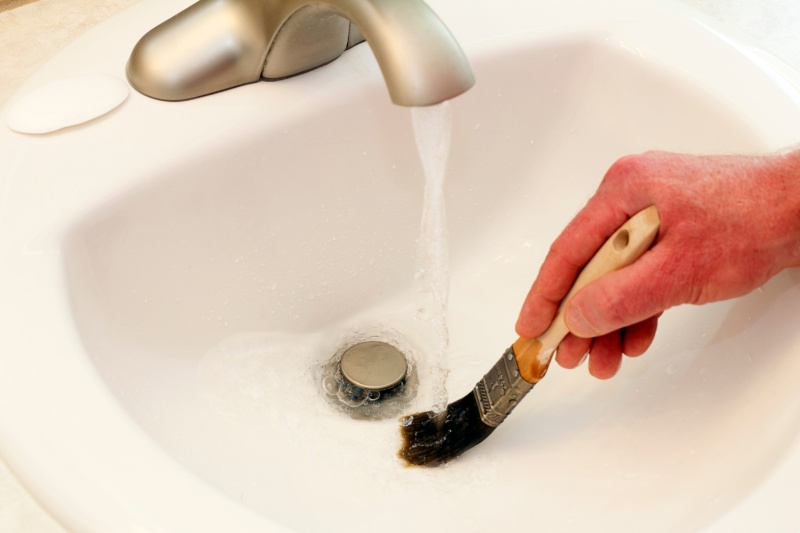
[398,390,496,467]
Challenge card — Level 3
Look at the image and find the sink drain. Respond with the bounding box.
[320,340,418,420]
[341,341,407,392]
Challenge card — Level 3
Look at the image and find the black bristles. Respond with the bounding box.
[398,390,496,467]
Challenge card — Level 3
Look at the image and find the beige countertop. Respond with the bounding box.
[0,0,139,107]
[1,0,799,531]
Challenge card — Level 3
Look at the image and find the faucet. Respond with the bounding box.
[126,0,475,106]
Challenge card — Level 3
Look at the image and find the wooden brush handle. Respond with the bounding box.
[513,205,661,383]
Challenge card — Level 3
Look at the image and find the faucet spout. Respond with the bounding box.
[126,0,475,106]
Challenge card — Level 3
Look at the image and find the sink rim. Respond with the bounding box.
[3,0,800,531]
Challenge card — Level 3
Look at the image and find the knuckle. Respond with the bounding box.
[588,280,629,333]
[605,154,649,184]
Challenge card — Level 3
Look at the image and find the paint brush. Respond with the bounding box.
[398,206,661,466]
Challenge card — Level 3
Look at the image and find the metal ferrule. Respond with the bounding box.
[473,347,535,427]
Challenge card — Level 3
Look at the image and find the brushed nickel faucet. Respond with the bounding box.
[126,0,475,106]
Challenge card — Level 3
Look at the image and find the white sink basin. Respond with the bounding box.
[3,0,800,531]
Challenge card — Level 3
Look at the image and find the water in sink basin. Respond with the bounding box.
[61,30,800,533]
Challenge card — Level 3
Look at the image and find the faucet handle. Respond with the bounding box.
[262,5,351,80]
[347,23,365,49]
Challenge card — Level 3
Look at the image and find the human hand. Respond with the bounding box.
[516,150,800,379]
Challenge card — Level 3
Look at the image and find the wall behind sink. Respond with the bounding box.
[1,1,800,532]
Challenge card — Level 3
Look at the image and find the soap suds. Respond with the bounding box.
[196,330,499,501]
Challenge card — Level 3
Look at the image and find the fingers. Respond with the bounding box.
[587,331,623,379]
[554,333,591,369]
[563,245,678,338]
[553,331,623,379]
[554,249,670,380]
[553,315,660,379]
[622,314,661,357]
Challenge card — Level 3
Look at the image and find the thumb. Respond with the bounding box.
[563,249,677,338]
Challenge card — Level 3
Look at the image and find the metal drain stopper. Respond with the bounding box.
[340,341,408,392]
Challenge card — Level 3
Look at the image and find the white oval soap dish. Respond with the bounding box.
[6,73,129,135]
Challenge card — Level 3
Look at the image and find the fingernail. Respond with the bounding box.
[566,303,599,338]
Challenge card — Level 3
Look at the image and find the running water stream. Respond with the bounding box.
[411,101,453,415]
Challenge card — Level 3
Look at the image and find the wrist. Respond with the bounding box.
[771,148,800,269]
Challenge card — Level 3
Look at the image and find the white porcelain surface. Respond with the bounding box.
[2,0,800,531]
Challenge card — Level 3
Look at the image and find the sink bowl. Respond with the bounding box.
[3,0,800,531]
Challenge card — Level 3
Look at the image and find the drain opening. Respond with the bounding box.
[320,340,418,420]
[341,341,407,391]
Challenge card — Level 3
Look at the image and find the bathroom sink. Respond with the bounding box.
[2,0,800,531]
